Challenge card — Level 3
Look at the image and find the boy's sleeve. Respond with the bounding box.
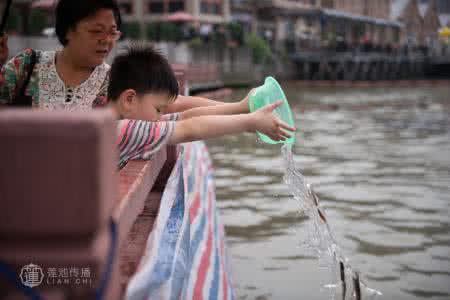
[160,113,180,121]
[116,119,176,169]
[0,49,32,105]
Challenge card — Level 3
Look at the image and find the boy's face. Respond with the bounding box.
[120,90,171,121]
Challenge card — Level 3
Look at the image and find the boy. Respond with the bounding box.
[108,46,295,169]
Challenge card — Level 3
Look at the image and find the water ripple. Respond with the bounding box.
[208,85,450,300]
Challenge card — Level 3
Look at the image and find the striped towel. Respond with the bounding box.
[125,141,235,300]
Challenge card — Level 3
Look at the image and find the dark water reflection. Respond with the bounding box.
[206,83,450,300]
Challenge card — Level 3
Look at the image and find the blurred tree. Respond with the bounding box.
[123,22,141,40]
[284,37,296,54]
[5,6,21,32]
[245,33,272,64]
[159,23,181,42]
[227,22,244,45]
[188,36,203,47]
[29,9,47,36]
[146,22,159,41]
[211,26,227,47]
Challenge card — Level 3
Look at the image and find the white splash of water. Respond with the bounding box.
[281,145,383,299]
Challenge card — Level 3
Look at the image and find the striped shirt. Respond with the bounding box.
[116,113,179,169]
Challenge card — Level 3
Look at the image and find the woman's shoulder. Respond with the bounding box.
[2,49,36,76]
[7,49,34,67]
[8,49,54,66]
[12,49,50,59]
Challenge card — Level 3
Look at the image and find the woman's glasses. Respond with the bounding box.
[87,29,122,41]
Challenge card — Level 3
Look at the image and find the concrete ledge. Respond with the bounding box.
[114,152,166,250]
[0,109,117,239]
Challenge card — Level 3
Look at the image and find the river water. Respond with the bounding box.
[206,83,450,300]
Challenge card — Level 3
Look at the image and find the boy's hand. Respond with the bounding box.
[0,34,9,65]
[239,89,254,113]
[250,100,296,141]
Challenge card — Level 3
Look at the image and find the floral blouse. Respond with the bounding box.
[0,49,109,110]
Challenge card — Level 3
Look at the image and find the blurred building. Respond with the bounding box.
[322,0,391,19]
[418,0,441,46]
[229,0,256,33]
[118,0,230,24]
[438,0,450,27]
[3,0,447,51]
[440,14,450,27]
[320,0,399,46]
[437,0,450,12]
[254,0,322,50]
[391,0,441,47]
[234,0,401,51]
[230,0,324,44]
[391,0,422,45]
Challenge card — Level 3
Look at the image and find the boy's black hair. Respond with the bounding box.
[55,0,122,46]
[108,45,179,102]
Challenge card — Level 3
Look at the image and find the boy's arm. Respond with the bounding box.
[169,101,295,144]
[178,101,247,120]
[175,92,252,120]
[116,101,295,169]
[165,90,253,113]
[169,114,252,144]
[165,95,222,113]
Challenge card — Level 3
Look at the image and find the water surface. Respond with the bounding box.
[207,83,450,300]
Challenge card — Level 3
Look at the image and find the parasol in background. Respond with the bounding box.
[0,0,13,36]
[439,26,450,38]
[164,11,196,23]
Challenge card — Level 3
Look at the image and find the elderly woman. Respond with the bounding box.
[0,0,232,110]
